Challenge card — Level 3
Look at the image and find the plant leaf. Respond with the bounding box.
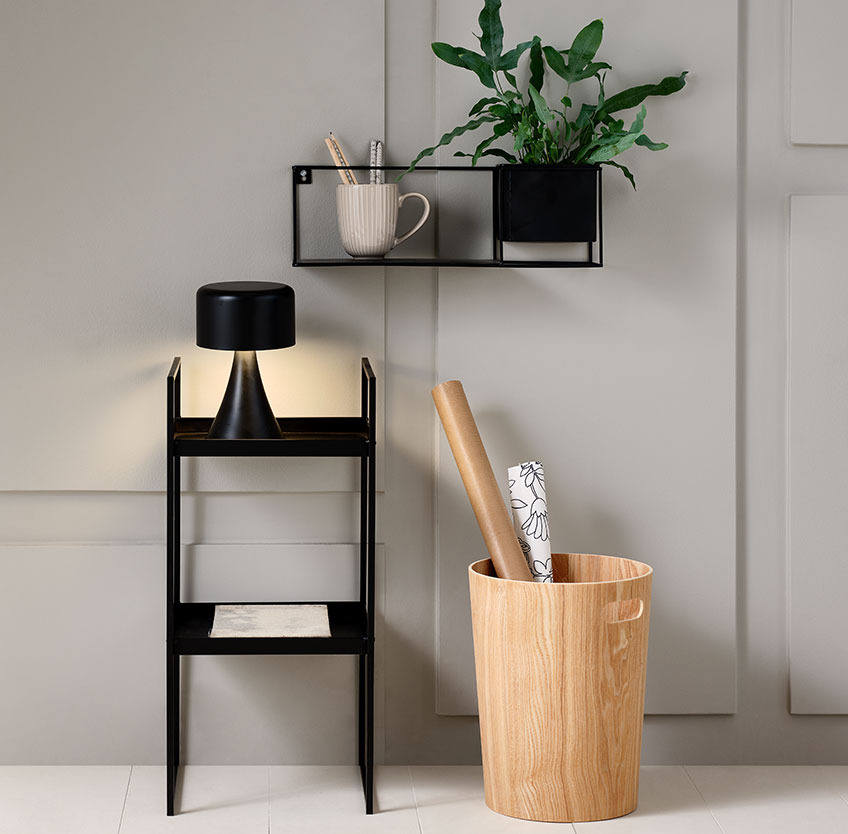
[529,36,544,91]
[459,50,498,89]
[601,114,624,132]
[478,0,504,69]
[472,134,498,164]
[574,102,597,130]
[479,148,519,162]
[502,70,518,89]
[513,116,533,153]
[454,147,519,163]
[635,134,668,151]
[528,85,554,124]
[566,19,604,79]
[500,38,534,71]
[600,71,688,114]
[604,160,637,189]
[403,115,496,176]
[628,103,647,134]
[586,105,646,162]
[453,134,501,166]
[545,42,607,85]
[542,45,569,82]
[431,42,498,89]
[468,96,501,116]
[573,60,612,82]
[432,42,469,68]
[587,138,638,163]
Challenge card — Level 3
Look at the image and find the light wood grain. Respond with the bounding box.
[432,381,532,581]
[469,553,652,822]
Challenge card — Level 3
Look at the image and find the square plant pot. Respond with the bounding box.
[497,164,599,243]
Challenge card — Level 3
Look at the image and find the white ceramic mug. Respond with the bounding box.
[336,183,430,258]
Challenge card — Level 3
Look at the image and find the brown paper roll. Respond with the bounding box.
[432,380,532,581]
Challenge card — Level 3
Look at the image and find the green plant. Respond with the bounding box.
[404,0,687,188]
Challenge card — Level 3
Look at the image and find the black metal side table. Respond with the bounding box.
[165,357,376,814]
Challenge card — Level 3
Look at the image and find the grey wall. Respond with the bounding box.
[2,0,848,766]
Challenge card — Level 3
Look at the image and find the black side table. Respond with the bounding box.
[165,357,376,814]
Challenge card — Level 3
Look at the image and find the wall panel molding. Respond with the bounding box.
[0,492,383,546]
[788,195,848,714]
[790,0,848,145]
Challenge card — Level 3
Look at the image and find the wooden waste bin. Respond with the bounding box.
[468,553,653,822]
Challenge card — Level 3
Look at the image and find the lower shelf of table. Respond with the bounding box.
[172,601,369,655]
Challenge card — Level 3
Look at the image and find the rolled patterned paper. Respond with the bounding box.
[507,461,553,582]
[432,380,533,581]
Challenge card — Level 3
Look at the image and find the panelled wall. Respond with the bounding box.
[2,0,848,767]
[786,0,848,715]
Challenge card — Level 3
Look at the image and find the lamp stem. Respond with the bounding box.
[207,350,283,439]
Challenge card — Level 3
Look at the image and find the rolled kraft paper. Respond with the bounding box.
[432,380,532,581]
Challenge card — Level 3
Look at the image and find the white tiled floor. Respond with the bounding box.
[2,765,848,833]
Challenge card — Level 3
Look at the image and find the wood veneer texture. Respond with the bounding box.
[469,553,652,822]
[432,380,532,581]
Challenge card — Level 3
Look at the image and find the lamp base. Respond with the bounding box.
[207,350,283,439]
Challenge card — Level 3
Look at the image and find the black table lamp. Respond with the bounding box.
[196,281,295,439]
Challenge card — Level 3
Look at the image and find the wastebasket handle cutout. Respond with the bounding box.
[605,598,644,623]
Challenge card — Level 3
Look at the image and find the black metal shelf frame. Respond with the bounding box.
[292,164,603,268]
[166,356,377,816]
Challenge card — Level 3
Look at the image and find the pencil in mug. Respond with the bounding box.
[325,132,358,185]
[324,136,352,184]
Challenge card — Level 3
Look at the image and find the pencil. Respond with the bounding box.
[325,137,353,184]
[329,132,358,184]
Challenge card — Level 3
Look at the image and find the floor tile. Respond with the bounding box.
[269,765,419,833]
[410,766,572,832]
[0,766,130,834]
[686,765,848,834]
[572,767,722,833]
[819,765,848,805]
[119,766,268,833]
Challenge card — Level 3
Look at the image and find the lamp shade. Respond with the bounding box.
[196,281,295,351]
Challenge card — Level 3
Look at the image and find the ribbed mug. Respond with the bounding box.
[336,183,430,258]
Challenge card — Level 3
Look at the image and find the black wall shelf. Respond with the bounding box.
[166,357,377,816]
[292,164,603,269]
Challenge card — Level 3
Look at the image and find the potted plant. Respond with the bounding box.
[404,0,688,243]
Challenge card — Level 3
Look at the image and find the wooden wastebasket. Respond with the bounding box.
[468,553,652,822]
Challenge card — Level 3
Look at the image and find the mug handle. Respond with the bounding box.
[393,192,431,249]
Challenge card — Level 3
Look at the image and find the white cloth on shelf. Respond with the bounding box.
[210,604,330,638]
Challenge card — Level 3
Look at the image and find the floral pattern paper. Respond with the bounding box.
[507,461,553,582]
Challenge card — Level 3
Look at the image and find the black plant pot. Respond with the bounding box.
[496,164,599,243]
